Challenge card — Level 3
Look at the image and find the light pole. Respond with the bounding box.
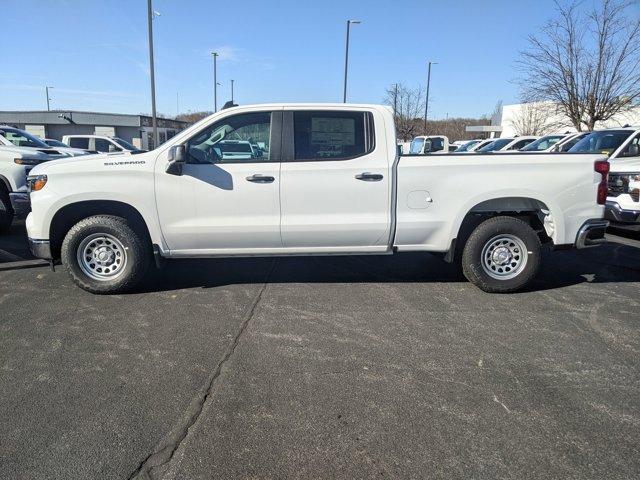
[211,52,218,112]
[342,19,361,103]
[230,79,234,103]
[45,86,53,111]
[424,61,437,132]
[147,0,159,148]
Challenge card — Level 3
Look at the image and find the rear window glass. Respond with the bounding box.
[293,111,370,161]
[68,138,89,149]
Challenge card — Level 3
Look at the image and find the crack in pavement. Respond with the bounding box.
[127,259,277,480]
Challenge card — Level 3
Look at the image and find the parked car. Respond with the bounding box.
[453,139,483,153]
[462,138,496,152]
[219,140,257,160]
[568,126,640,231]
[478,136,538,153]
[519,134,569,152]
[551,132,590,152]
[26,103,608,294]
[408,135,449,154]
[0,145,64,233]
[61,135,145,154]
[0,126,82,157]
[42,138,92,157]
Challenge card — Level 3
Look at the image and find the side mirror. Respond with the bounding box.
[423,140,432,154]
[166,144,186,175]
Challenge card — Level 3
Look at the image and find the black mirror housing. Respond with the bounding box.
[166,145,186,175]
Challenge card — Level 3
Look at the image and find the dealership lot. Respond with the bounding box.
[1,225,639,479]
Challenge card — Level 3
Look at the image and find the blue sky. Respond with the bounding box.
[2,0,633,119]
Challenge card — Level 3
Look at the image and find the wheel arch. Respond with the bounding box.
[49,200,152,259]
[445,196,555,263]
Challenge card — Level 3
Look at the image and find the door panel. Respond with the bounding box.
[280,110,391,249]
[155,110,282,253]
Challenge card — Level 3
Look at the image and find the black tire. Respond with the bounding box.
[0,190,14,234]
[461,216,541,293]
[61,215,150,294]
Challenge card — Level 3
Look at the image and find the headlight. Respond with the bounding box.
[27,175,48,192]
[608,173,640,202]
[14,157,43,166]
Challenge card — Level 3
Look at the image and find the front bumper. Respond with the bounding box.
[605,201,640,229]
[9,192,31,219]
[28,238,52,260]
[575,219,609,249]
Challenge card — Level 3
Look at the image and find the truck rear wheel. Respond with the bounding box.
[461,216,541,293]
[0,190,14,234]
[61,215,150,294]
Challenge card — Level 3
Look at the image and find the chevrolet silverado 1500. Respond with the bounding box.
[25,104,609,293]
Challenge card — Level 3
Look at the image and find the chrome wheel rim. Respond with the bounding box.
[481,234,528,280]
[77,233,127,281]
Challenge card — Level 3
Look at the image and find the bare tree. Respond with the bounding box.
[424,117,491,140]
[384,83,425,141]
[491,100,503,126]
[517,0,640,131]
[176,111,213,124]
[508,102,558,136]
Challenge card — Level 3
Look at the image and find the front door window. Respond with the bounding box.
[187,112,271,164]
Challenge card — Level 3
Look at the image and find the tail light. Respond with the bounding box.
[594,160,609,205]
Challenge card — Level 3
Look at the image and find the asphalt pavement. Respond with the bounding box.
[1,223,639,479]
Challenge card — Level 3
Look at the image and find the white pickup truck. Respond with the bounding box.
[25,103,609,294]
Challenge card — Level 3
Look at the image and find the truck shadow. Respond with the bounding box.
[140,242,640,294]
[1,224,638,293]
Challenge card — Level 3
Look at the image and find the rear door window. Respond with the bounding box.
[292,111,373,161]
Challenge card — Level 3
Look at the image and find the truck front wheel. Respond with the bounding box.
[61,215,150,294]
[461,216,541,293]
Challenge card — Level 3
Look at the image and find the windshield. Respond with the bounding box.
[409,138,425,154]
[113,137,138,151]
[568,130,632,156]
[0,127,49,148]
[455,140,481,152]
[558,133,588,152]
[477,138,512,152]
[521,135,565,151]
[45,139,68,147]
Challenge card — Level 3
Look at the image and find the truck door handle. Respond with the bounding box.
[355,172,383,181]
[246,174,275,183]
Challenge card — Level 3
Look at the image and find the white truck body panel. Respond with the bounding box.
[26,104,606,261]
[395,153,603,250]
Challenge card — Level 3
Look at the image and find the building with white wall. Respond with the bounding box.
[498,102,640,138]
